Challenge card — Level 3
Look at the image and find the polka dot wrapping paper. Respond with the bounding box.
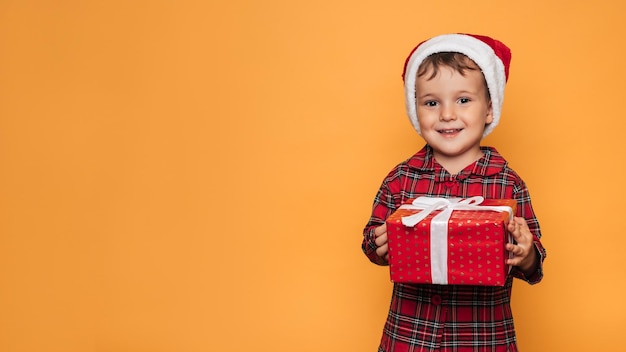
[386,198,516,286]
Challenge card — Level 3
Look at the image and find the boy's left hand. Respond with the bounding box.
[506,217,538,275]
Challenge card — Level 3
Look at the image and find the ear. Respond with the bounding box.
[485,101,494,125]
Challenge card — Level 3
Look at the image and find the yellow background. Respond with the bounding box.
[1,1,624,351]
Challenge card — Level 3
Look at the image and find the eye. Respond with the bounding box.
[458,97,471,104]
[424,100,438,107]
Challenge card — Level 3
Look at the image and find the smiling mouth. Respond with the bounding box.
[438,129,463,134]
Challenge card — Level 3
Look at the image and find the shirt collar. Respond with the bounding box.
[406,144,507,180]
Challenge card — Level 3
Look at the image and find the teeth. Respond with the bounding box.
[440,129,460,133]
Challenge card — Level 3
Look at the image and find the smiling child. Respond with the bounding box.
[362,34,547,352]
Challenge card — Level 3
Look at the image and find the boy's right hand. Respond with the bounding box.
[374,223,389,261]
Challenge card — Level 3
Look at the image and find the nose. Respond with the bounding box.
[440,104,456,121]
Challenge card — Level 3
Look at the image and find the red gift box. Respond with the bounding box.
[386,197,516,286]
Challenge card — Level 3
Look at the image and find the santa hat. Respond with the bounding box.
[402,33,512,137]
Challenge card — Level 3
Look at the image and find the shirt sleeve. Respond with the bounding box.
[510,180,547,284]
[362,177,397,266]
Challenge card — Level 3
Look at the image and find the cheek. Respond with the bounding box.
[417,110,437,127]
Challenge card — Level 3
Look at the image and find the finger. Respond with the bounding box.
[506,257,521,266]
[375,243,388,258]
[512,217,530,232]
[510,220,533,246]
[506,243,523,256]
[508,225,520,242]
[506,243,516,254]
[508,218,526,241]
[515,217,530,229]
[506,255,521,267]
[374,223,387,237]
[507,218,517,232]
[507,217,521,233]
[374,232,388,247]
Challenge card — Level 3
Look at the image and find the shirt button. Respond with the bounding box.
[431,295,442,305]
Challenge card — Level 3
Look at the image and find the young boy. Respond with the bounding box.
[362,34,547,352]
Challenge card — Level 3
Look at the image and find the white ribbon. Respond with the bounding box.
[398,196,513,284]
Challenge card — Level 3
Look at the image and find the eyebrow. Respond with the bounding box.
[416,93,436,101]
[417,89,480,98]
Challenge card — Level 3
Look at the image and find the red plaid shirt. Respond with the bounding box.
[362,145,546,352]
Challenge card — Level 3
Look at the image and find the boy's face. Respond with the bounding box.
[415,64,493,170]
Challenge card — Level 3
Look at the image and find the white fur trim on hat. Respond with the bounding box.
[403,33,510,137]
